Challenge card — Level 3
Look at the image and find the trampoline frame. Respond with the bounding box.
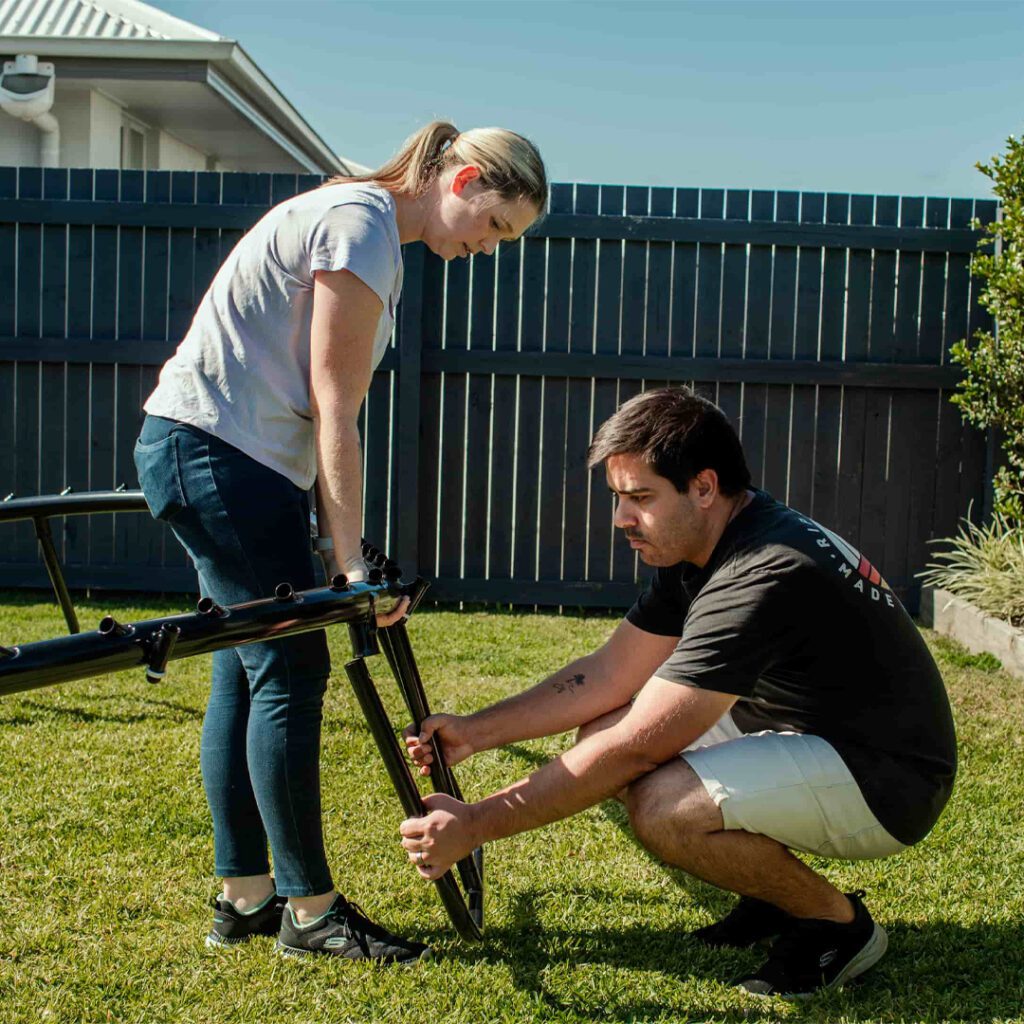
[0,490,483,941]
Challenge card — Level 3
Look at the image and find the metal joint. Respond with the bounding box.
[145,624,181,684]
[98,616,133,638]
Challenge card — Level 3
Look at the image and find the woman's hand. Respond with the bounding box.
[321,552,408,626]
[376,596,409,627]
[403,714,476,776]
[400,793,480,881]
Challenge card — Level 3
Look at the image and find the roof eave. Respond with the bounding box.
[0,35,352,175]
[216,41,351,175]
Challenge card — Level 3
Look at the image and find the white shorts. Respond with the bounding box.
[682,714,908,860]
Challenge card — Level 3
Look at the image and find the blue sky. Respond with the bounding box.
[155,0,1024,199]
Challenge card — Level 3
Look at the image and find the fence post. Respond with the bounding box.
[395,242,424,576]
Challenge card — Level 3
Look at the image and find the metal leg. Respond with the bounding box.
[343,657,482,941]
[33,516,79,635]
[379,622,484,929]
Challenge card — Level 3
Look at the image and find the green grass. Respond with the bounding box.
[0,590,1022,1024]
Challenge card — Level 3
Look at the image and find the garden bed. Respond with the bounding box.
[920,585,1024,681]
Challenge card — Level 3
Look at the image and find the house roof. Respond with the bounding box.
[0,0,221,42]
[0,0,366,175]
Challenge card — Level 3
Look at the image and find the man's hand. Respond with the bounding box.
[399,793,479,881]
[403,714,475,776]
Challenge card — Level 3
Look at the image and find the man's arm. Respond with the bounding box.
[400,675,737,878]
[406,620,678,769]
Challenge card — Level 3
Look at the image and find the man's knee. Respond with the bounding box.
[625,760,722,856]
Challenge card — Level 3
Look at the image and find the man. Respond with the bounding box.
[399,386,956,997]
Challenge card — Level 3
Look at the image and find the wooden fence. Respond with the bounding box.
[0,166,996,611]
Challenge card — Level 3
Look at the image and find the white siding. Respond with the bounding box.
[57,89,94,167]
[87,89,122,168]
[0,116,41,165]
[156,129,206,171]
[0,87,116,168]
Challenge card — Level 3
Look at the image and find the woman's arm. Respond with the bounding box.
[309,268,382,579]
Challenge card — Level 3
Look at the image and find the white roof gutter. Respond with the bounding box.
[0,36,353,175]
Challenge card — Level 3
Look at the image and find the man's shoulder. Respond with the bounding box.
[715,493,817,577]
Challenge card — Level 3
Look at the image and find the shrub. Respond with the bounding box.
[919,511,1024,626]
[949,134,1024,523]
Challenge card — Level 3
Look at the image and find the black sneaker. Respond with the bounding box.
[276,894,431,963]
[206,889,287,948]
[734,891,887,998]
[691,896,791,948]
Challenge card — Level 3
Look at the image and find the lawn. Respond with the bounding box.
[0,589,1021,1024]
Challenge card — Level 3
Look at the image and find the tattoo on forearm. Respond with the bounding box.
[553,673,586,695]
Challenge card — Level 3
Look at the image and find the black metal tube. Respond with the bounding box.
[0,490,149,524]
[32,516,79,635]
[0,580,409,697]
[383,621,462,800]
[343,657,424,818]
[343,657,482,942]
[348,621,380,659]
[403,577,431,616]
[380,621,483,926]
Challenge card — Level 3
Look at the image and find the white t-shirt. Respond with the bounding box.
[144,182,403,490]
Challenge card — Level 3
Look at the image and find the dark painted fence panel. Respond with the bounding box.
[0,168,995,612]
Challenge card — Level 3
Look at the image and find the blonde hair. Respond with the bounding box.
[324,120,548,212]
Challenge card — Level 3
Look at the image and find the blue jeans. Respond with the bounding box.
[134,415,333,896]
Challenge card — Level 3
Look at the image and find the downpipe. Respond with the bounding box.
[0,54,60,169]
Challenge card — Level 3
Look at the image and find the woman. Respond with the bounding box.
[134,122,546,961]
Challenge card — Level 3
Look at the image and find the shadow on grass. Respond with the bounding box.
[0,695,203,725]
[444,886,1024,1023]
[503,741,730,917]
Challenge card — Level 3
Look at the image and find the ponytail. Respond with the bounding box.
[324,120,548,212]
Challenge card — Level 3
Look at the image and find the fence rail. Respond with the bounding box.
[0,166,996,612]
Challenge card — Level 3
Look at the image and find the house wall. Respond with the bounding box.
[0,117,40,165]
[1,87,119,169]
[1,86,210,171]
[87,89,121,168]
[57,90,96,168]
[155,130,206,171]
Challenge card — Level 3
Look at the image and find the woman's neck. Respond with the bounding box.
[392,190,431,245]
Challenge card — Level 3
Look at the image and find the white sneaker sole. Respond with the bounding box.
[740,922,888,999]
[825,922,888,991]
[204,932,249,949]
[275,940,432,965]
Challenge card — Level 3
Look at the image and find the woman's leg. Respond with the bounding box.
[201,645,275,907]
[136,417,333,902]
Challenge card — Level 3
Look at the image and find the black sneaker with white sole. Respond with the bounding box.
[734,891,887,998]
[206,890,287,948]
[691,896,792,948]
[276,894,431,963]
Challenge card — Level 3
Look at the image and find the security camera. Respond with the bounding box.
[0,54,56,120]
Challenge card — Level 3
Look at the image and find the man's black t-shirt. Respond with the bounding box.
[626,490,957,846]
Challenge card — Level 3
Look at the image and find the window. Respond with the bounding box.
[120,124,146,170]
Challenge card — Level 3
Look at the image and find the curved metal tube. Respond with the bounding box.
[0,492,487,940]
[0,579,406,697]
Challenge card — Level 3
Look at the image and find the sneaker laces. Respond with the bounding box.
[323,895,386,952]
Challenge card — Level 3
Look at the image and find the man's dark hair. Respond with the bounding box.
[587,386,752,495]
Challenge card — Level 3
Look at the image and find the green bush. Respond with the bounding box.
[949,134,1024,523]
[919,511,1024,626]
